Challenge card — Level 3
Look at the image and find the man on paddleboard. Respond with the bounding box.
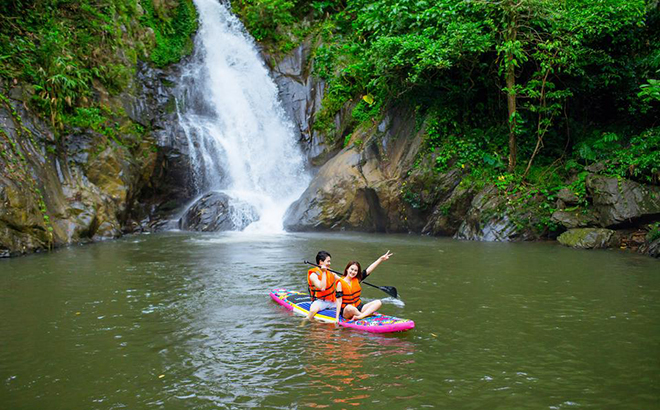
[307,251,341,321]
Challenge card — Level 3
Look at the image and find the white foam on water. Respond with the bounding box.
[382,297,406,307]
[186,230,298,245]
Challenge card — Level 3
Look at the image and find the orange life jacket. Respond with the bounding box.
[308,267,336,302]
[338,276,361,309]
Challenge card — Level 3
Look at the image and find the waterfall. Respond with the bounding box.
[176,0,309,233]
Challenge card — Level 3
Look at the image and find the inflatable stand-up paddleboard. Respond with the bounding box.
[270,288,415,333]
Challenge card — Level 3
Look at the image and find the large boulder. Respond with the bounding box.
[284,106,423,233]
[179,191,258,232]
[556,188,580,206]
[557,228,618,249]
[551,209,599,229]
[283,146,384,231]
[454,185,539,241]
[586,174,660,227]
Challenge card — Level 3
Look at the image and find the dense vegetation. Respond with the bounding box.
[0,0,197,135]
[234,0,660,233]
[0,0,658,241]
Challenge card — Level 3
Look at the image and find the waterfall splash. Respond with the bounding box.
[176,0,309,233]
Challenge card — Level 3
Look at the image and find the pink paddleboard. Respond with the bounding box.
[269,288,415,333]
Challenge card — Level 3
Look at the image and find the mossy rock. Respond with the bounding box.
[557,228,618,249]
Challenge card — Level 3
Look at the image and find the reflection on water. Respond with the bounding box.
[301,325,416,408]
[0,231,658,410]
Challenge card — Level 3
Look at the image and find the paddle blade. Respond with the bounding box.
[379,286,398,299]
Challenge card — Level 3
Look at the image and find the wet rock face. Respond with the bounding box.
[115,61,198,233]
[416,169,473,236]
[122,60,182,129]
[639,238,660,258]
[0,57,195,256]
[586,175,660,227]
[179,191,258,232]
[551,209,598,229]
[267,41,333,164]
[0,100,127,257]
[453,185,539,242]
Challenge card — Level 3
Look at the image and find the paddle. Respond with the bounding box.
[303,260,398,299]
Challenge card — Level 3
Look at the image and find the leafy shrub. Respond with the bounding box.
[351,97,381,124]
[424,110,506,175]
[0,0,196,131]
[575,128,660,183]
[611,128,660,183]
[232,0,295,42]
[648,222,660,242]
[141,0,198,67]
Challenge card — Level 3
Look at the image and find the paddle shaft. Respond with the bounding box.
[303,261,398,298]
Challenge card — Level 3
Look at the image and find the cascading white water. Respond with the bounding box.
[176,0,310,233]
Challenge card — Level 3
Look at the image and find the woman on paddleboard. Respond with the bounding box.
[336,250,392,321]
[307,251,341,321]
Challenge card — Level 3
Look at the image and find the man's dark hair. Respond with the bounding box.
[316,250,331,264]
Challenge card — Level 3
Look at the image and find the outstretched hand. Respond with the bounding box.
[365,250,394,276]
[379,250,393,261]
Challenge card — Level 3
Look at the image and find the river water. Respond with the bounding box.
[0,232,658,409]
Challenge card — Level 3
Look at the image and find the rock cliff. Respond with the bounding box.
[0,61,195,257]
[268,41,660,257]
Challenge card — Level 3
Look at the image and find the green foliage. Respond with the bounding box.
[66,107,107,130]
[494,173,517,192]
[351,97,381,124]
[233,0,295,42]
[342,133,352,147]
[310,0,344,17]
[231,0,340,48]
[575,132,620,163]
[141,0,198,67]
[424,109,507,175]
[608,128,660,183]
[312,44,339,80]
[567,171,590,207]
[574,128,660,183]
[0,0,196,130]
[639,76,660,105]
[296,0,657,166]
[400,181,427,211]
[648,222,660,242]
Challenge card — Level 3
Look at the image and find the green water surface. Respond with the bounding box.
[0,232,658,409]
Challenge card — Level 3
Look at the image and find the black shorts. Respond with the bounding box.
[340,303,365,318]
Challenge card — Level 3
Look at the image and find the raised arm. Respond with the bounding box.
[365,250,393,276]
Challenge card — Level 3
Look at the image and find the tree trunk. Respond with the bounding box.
[505,6,518,173]
[506,62,516,172]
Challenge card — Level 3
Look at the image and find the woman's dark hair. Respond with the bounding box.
[344,261,363,280]
[316,250,331,264]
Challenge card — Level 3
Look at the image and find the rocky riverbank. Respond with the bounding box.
[1,5,658,259]
[0,60,198,257]
[267,41,660,258]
